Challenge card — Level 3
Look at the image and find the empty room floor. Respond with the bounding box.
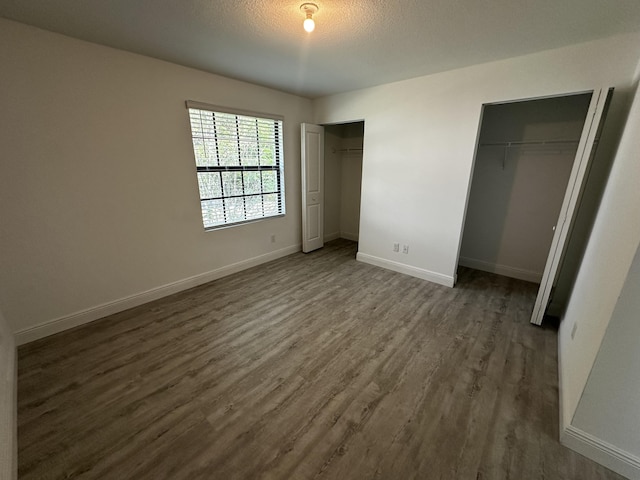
[17,240,623,479]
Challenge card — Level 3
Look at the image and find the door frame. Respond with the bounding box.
[530,87,611,325]
[453,87,611,325]
[301,120,367,253]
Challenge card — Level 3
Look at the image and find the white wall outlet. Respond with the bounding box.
[270,234,276,243]
[403,244,409,254]
[393,243,399,252]
[571,322,578,339]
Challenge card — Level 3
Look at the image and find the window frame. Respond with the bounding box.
[185,100,286,230]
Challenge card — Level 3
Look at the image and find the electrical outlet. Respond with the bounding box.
[393,243,399,252]
[571,322,578,339]
[270,234,276,243]
[403,244,409,254]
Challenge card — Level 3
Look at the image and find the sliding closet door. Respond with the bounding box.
[530,87,612,325]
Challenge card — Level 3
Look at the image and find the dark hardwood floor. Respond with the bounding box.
[17,239,623,479]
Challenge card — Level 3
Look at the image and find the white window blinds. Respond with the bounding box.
[186,101,285,229]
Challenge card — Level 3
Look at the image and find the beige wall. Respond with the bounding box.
[339,154,363,241]
[0,19,313,341]
[0,305,17,480]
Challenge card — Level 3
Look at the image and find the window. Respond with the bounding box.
[186,101,285,229]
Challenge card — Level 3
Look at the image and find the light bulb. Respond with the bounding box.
[303,17,315,32]
[300,3,318,33]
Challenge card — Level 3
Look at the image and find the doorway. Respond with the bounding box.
[323,122,364,245]
[301,121,364,254]
[457,89,612,324]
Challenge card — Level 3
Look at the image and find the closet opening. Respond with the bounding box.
[300,121,364,256]
[323,121,364,251]
[457,89,613,324]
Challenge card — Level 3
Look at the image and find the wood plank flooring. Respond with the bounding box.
[18,239,624,480]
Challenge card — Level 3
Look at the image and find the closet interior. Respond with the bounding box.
[323,122,364,244]
[459,94,595,291]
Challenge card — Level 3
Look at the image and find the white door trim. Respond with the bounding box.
[530,87,612,325]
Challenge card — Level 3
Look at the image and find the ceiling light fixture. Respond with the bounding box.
[300,3,319,33]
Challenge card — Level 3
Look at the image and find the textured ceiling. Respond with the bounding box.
[1,0,640,98]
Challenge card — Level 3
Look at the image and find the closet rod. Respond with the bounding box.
[333,147,363,153]
[480,139,598,148]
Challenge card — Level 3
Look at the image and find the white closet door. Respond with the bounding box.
[301,123,324,253]
[530,87,612,325]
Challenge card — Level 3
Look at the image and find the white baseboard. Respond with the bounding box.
[15,244,301,345]
[340,231,359,242]
[562,425,640,479]
[356,253,454,287]
[558,327,638,479]
[458,256,542,283]
[324,231,340,242]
